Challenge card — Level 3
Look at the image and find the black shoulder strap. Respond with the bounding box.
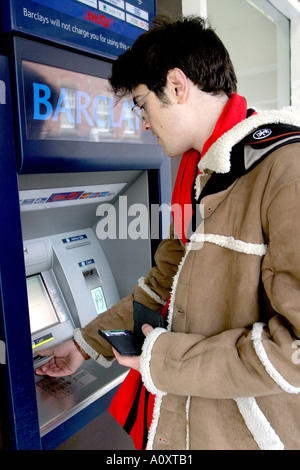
[198,123,300,201]
[241,123,300,148]
[241,123,300,172]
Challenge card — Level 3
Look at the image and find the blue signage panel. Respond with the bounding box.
[1,0,156,59]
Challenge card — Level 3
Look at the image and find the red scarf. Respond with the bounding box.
[171,93,248,244]
[109,93,248,449]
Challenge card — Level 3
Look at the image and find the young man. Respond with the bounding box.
[36,16,300,450]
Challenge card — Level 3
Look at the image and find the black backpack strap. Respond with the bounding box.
[199,123,300,200]
[242,123,300,172]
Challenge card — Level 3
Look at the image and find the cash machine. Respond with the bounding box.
[0,0,171,450]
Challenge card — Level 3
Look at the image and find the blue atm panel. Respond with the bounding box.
[0,54,41,449]
[1,0,156,59]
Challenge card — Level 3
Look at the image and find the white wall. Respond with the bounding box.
[182,0,300,107]
[182,0,207,16]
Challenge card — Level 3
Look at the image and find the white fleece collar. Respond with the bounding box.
[198,106,300,175]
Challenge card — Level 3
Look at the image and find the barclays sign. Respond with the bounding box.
[32,83,136,129]
[22,60,145,143]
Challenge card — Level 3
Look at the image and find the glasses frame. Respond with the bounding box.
[131,89,153,123]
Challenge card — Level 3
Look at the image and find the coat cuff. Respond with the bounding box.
[73,328,113,369]
[140,327,168,395]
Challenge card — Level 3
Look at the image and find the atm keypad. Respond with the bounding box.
[37,376,78,399]
[36,370,96,400]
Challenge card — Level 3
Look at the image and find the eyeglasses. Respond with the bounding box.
[131,89,152,123]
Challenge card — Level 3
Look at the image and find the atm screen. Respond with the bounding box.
[27,275,59,334]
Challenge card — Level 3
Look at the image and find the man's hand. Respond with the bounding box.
[35,339,85,377]
[112,324,153,371]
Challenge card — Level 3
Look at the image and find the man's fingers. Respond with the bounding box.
[142,323,154,336]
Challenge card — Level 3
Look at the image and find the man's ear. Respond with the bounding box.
[166,68,189,103]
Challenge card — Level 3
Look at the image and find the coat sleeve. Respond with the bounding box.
[74,223,185,365]
[140,154,300,399]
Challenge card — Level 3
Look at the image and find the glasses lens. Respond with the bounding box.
[131,89,153,123]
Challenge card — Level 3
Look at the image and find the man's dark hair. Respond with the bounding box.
[110,15,237,100]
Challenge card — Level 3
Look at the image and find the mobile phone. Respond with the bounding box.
[98,329,141,356]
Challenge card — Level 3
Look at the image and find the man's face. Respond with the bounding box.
[132,84,193,157]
